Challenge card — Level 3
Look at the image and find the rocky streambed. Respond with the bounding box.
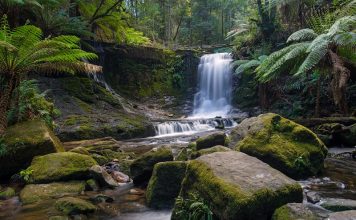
[0,113,355,220]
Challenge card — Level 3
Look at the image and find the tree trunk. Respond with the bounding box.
[328,50,350,115]
[0,74,17,135]
[258,83,268,110]
[315,76,321,117]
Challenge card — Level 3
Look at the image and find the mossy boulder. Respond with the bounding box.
[0,187,15,200]
[20,181,86,204]
[195,132,227,150]
[191,145,231,159]
[25,152,97,183]
[69,147,90,155]
[231,113,328,179]
[55,197,97,215]
[130,147,173,185]
[172,151,303,220]
[146,161,187,209]
[0,119,64,179]
[272,203,326,220]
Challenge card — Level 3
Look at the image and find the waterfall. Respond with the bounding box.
[154,118,237,137]
[192,53,233,118]
[153,52,237,137]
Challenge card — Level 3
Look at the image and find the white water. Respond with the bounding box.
[192,53,233,118]
[154,53,235,137]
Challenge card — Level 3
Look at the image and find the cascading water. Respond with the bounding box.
[192,53,233,118]
[154,53,236,136]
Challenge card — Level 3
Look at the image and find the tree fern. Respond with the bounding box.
[287,29,317,43]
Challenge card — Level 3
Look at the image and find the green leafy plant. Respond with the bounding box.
[20,169,33,182]
[293,153,310,172]
[0,16,97,134]
[174,193,213,220]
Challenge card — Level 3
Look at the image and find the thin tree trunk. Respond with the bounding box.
[0,74,17,135]
[258,83,268,110]
[328,50,350,115]
[315,76,321,117]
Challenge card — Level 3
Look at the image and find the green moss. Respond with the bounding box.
[20,181,86,204]
[85,179,99,191]
[69,147,90,155]
[0,187,15,200]
[272,204,319,220]
[191,145,231,159]
[235,113,328,179]
[146,161,187,209]
[195,132,227,150]
[75,98,92,112]
[172,160,302,220]
[130,147,173,184]
[0,119,64,179]
[26,152,97,183]
[55,197,97,215]
[63,115,91,126]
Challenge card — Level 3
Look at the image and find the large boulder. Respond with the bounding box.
[272,203,330,220]
[146,161,187,209]
[0,120,64,179]
[195,132,227,150]
[130,147,173,185]
[20,181,86,204]
[89,165,119,188]
[25,152,97,183]
[231,113,328,178]
[55,197,97,215]
[328,210,356,220]
[172,152,303,220]
[320,198,356,212]
[191,145,231,159]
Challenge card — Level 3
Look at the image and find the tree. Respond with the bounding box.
[256,16,356,114]
[0,17,97,134]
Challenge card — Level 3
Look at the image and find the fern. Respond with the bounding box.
[287,29,318,43]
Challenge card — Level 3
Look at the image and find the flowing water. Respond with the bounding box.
[153,53,236,137]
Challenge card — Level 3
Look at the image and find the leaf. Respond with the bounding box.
[287,29,318,43]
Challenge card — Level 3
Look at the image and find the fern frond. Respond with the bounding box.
[287,29,318,43]
[334,32,356,47]
[328,16,356,36]
[235,60,260,75]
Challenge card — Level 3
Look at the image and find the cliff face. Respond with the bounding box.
[36,44,200,141]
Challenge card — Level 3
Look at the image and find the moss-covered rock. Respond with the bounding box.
[231,113,328,179]
[146,161,187,209]
[0,119,64,179]
[20,181,86,204]
[272,203,324,220]
[130,147,173,185]
[0,187,15,200]
[195,132,227,150]
[172,151,303,220]
[55,197,97,215]
[25,152,97,183]
[191,145,231,159]
[69,147,90,155]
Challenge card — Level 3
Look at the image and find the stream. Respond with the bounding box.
[1,53,355,219]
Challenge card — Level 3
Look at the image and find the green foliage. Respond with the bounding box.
[7,80,60,128]
[233,55,267,75]
[0,137,6,156]
[174,193,213,220]
[256,16,356,82]
[20,169,33,182]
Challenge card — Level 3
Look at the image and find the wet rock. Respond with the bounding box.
[89,165,119,188]
[320,198,356,211]
[111,171,130,183]
[25,152,97,183]
[129,188,145,195]
[195,132,227,150]
[324,158,356,189]
[306,191,321,204]
[272,203,330,220]
[0,119,64,179]
[191,145,231,159]
[55,197,97,215]
[85,179,99,191]
[104,161,121,173]
[69,147,90,155]
[20,181,86,204]
[130,147,173,185]
[0,187,15,200]
[146,161,187,209]
[90,194,114,203]
[172,152,303,220]
[328,210,356,220]
[230,113,328,179]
